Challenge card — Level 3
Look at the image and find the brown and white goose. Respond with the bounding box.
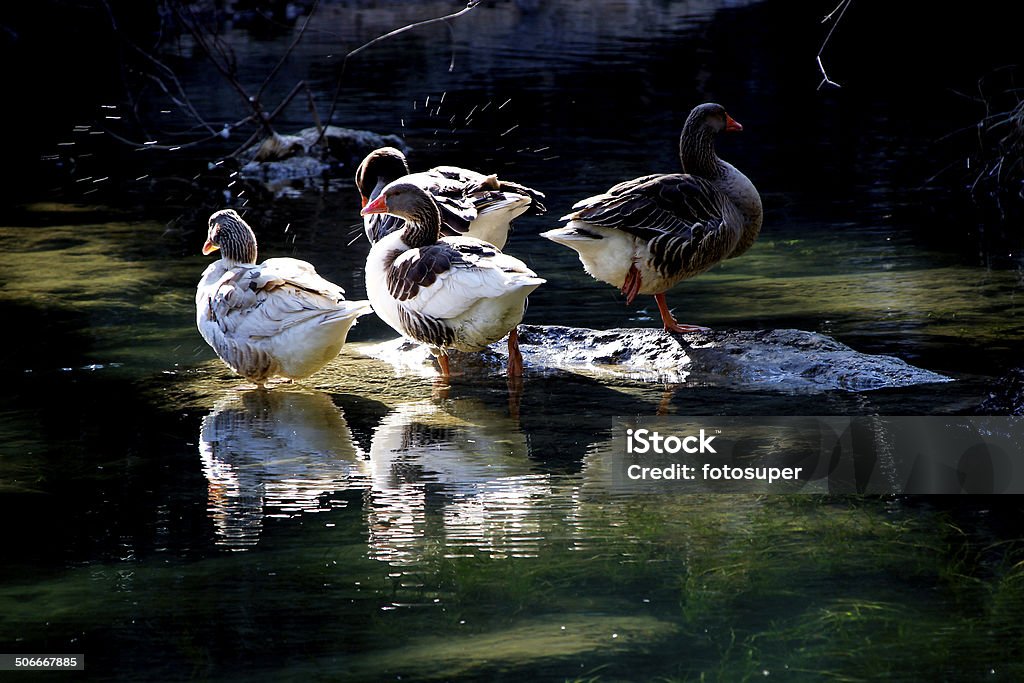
[197,209,372,386]
[355,147,546,249]
[541,102,762,333]
[361,180,545,377]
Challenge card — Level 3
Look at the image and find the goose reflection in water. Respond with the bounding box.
[365,399,553,565]
[198,388,371,549]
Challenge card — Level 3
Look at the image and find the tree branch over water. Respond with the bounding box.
[320,1,481,145]
[817,0,852,90]
[99,0,482,159]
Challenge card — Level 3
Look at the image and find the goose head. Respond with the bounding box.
[204,209,258,265]
[355,147,411,208]
[685,102,742,134]
[361,180,442,249]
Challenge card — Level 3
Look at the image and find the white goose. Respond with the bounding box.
[542,102,763,333]
[355,147,546,249]
[361,180,545,377]
[196,209,372,386]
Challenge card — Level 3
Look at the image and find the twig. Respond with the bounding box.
[100,0,218,136]
[171,2,276,137]
[99,1,481,161]
[227,81,323,159]
[254,0,321,104]
[345,0,479,62]
[817,0,852,90]
[100,117,254,151]
[321,0,482,137]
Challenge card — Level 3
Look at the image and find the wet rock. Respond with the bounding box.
[676,327,952,392]
[239,125,410,185]
[359,324,953,393]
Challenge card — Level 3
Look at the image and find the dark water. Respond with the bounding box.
[2,1,1024,680]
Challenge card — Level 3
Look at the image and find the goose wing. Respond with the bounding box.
[564,174,740,275]
[431,165,547,216]
[417,167,547,231]
[386,237,543,321]
[565,174,723,237]
[202,258,366,341]
[365,168,546,244]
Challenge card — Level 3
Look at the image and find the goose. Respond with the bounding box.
[360,180,545,377]
[541,102,762,333]
[355,147,546,248]
[196,209,372,386]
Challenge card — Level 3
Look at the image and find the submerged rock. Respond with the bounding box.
[359,324,952,393]
[331,614,677,680]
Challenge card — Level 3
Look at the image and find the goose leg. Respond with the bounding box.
[507,376,523,420]
[621,264,642,305]
[507,327,524,377]
[655,293,710,334]
[437,354,451,377]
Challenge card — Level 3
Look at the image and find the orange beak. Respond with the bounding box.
[361,195,388,215]
[202,239,219,255]
[725,114,743,132]
[360,195,368,209]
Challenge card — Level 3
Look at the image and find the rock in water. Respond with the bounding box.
[239,126,411,185]
[358,325,952,393]
[674,328,951,392]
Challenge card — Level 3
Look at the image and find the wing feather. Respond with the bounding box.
[205,258,360,341]
[564,174,739,277]
[365,167,546,243]
[386,237,543,321]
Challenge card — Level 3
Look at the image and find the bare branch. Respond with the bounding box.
[170,2,275,137]
[254,0,321,104]
[345,0,480,62]
[100,115,255,151]
[321,0,482,134]
[822,0,848,23]
[98,0,481,161]
[817,0,852,90]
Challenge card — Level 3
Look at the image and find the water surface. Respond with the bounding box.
[2,1,1023,680]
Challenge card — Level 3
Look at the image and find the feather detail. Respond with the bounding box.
[356,148,545,249]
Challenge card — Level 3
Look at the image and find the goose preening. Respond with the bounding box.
[361,180,545,378]
[197,209,372,386]
[541,102,762,333]
[355,147,546,248]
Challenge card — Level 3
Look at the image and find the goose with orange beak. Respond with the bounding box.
[361,181,544,378]
[541,102,762,333]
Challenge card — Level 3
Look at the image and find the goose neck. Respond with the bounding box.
[401,202,442,249]
[222,230,257,265]
[678,125,721,179]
